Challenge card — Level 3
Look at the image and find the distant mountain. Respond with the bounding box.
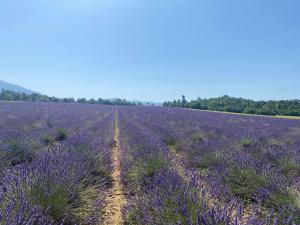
[0,80,38,94]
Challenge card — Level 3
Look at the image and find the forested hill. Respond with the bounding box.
[163,95,300,116]
[0,90,136,106]
[0,80,37,94]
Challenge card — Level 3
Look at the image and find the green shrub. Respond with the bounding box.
[145,155,168,178]
[193,152,219,170]
[192,132,207,142]
[268,138,284,147]
[30,182,69,220]
[73,144,111,183]
[7,140,34,165]
[124,208,140,225]
[239,138,252,148]
[158,187,203,224]
[268,192,296,207]
[71,187,102,223]
[139,185,205,225]
[56,128,68,141]
[263,190,300,224]
[278,157,300,176]
[43,134,56,145]
[125,155,168,188]
[163,136,177,146]
[225,167,268,201]
[248,149,262,160]
[9,140,22,152]
[124,164,141,189]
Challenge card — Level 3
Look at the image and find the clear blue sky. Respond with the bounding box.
[0,0,299,102]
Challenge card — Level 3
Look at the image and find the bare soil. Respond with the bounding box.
[102,110,126,225]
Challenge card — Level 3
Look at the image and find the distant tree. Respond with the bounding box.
[62,98,75,103]
[88,98,97,104]
[0,90,136,106]
[181,95,187,107]
[77,98,87,103]
[163,95,300,117]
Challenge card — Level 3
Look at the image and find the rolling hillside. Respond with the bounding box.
[0,80,37,94]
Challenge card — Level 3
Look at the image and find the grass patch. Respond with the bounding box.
[274,115,300,120]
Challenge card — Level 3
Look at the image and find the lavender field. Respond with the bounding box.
[0,102,299,225]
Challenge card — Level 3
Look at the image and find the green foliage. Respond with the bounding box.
[43,134,56,145]
[30,182,69,220]
[124,208,140,225]
[268,192,296,208]
[0,90,136,106]
[278,157,300,176]
[56,128,68,141]
[268,138,284,147]
[135,184,207,225]
[163,95,300,117]
[125,155,168,188]
[225,167,268,201]
[193,152,219,170]
[239,138,252,148]
[192,132,207,142]
[163,136,178,146]
[163,136,184,154]
[263,190,300,224]
[73,143,112,185]
[91,168,110,178]
[71,187,104,224]
[145,156,168,178]
[8,140,22,151]
[7,140,34,165]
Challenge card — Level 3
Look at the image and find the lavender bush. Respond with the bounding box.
[0,102,115,224]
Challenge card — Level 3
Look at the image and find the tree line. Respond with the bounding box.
[0,89,137,106]
[163,95,300,116]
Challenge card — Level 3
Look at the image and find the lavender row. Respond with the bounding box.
[0,102,113,172]
[118,108,284,225]
[120,106,299,224]
[0,103,115,224]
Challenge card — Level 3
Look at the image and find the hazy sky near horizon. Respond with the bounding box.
[0,0,299,102]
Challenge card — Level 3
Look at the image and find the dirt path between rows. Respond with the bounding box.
[102,109,125,225]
